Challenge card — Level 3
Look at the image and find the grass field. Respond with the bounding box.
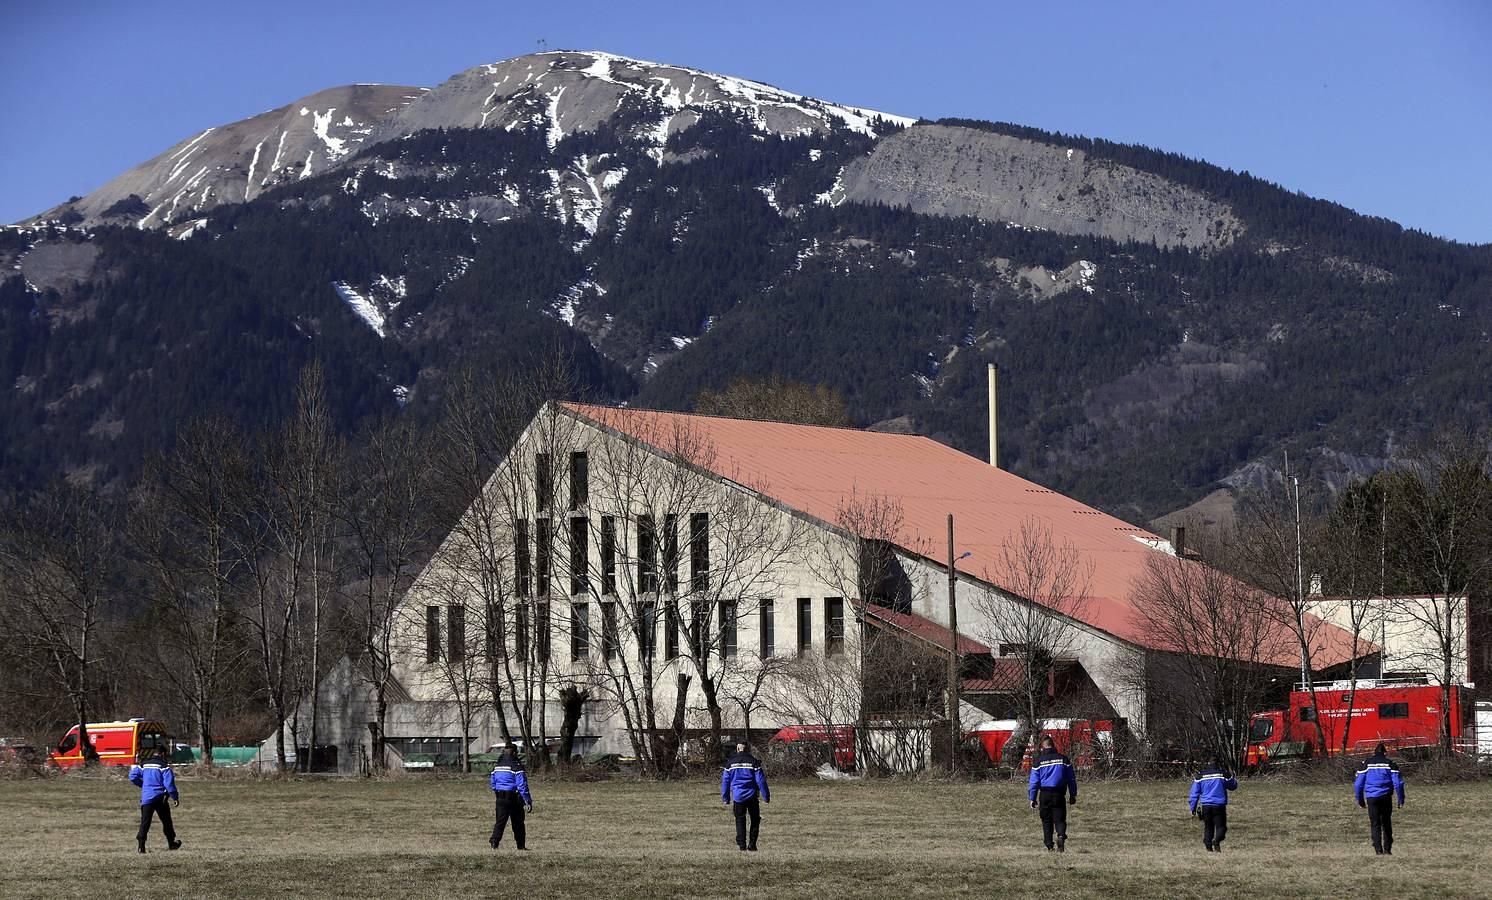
[1,773,1487,898]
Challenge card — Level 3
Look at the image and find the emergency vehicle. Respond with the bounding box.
[48,719,170,769]
[768,724,856,770]
[968,718,1115,769]
[1244,677,1475,769]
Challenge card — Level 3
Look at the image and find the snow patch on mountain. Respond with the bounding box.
[332,281,386,337]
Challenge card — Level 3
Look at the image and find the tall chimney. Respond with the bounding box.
[988,363,998,467]
[1170,525,1186,558]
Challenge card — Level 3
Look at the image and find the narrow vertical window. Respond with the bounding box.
[664,513,679,593]
[515,603,529,663]
[425,605,441,663]
[665,601,679,660]
[690,513,709,592]
[571,603,590,661]
[826,597,845,657]
[568,452,588,509]
[638,515,657,593]
[536,601,551,663]
[797,598,812,654]
[690,597,710,658]
[570,517,589,596]
[759,600,775,659]
[601,516,616,595]
[447,605,466,662]
[535,453,552,511]
[638,601,657,659]
[720,601,738,659]
[536,518,552,597]
[515,520,531,597]
[602,602,619,662]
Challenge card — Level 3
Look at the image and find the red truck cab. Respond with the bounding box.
[968,719,1115,769]
[48,719,170,769]
[1245,678,1472,768]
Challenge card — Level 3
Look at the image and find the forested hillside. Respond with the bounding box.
[5,51,1490,521]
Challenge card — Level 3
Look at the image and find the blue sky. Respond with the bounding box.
[3,0,1489,243]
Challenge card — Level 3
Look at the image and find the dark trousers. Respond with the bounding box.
[1366,796,1394,853]
[732,797,761,849]
[1037,788,1068,848]
[1199,804,1227,848]
[137,797,176,846]
[491,792,526,849]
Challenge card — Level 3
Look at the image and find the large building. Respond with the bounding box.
[263,401,1365,772]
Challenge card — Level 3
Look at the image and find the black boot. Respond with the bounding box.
[168,840,182,850]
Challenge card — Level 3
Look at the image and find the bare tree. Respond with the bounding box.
[0,483,122,764]
[1128,528,1289,763]
[1381,436,1492,753]
[694,375,852,427]
[131,419,253,767]
[340,415,438,771]
[1317,477,1391,754]
[1234,475,1332,754]
[970,518,1093,765]
[418,569,486,772]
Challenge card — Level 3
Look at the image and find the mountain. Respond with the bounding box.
[6,50,1491,520]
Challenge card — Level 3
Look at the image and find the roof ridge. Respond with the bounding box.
[562,400,935,439]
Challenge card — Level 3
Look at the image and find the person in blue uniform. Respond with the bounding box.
[489,744,533,851]
[128,747,181,853]
[1188,756,1239,852]
[720,741,771,851]
[1027,735,1077,852]
[1354,742,1405,855]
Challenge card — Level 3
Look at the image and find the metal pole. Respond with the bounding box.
[946,514,961,771]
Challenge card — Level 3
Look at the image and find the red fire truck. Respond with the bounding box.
[1244,677,1475,769]
[967,719,1115,769]
[47,719,170,769]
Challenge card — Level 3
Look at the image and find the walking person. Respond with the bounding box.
[1188,755,1238,852]
[720,741,770,851]
[1027,735,1077,852]
[489,744,533,851]
[128,747,181,853]
[1354,742,1405,855]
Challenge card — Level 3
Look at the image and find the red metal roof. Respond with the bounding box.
[863,605,991,656]
[562,403,1363,668]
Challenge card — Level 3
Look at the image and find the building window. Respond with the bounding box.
[638,601,657,659]
[1379,702,1409,719]
[602,602,620,662]
[536,601,551,663]
[664,513,679,593]
[570,518,589,596]
[690,513,709,592]
[425,605,441,663]
[515,521,531,597]
[515,604,529,663]
[568,452,588,509]
[720,601,738,659]
[825,597,845,656]
[638,515,658,593]
[601,516,616,595]
[690,597,710,658]
[759,600,775,659]
[665,601,679,660]
[447,605,466,662]
[797,598,812,654]
[571,603,590,662]
[535,453,552,511]
[536,519,552,597]
[1299,706,1316,722]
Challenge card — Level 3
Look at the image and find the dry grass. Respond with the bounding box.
[0,773,1487,898]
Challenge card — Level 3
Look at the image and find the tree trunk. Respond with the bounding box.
[700,673,725,768]
[662,672,692,779]
[557,686,587,766]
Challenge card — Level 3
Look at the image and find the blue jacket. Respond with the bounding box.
[128,760,178,804]
[489,755,532,805]
[1188,765,1238,811]
[1354,754,1405,805]
[721,752,770,803]
[1028,749,1077,802]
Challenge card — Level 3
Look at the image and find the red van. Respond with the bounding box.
[48,719,170,769]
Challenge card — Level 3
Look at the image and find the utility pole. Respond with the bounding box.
[946,514,961,772]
